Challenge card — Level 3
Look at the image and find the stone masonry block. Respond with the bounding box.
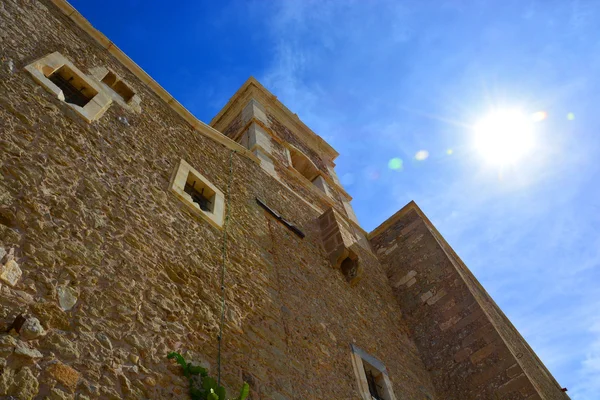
[384,243,398,255]
[252,147,276,178]
[439,315,461,331]
[242,98,269,126]
[469,341,498,365]
[318,207,362,283]
[507,363,523,379]
[452,309,485,332]
[318,208,356,254]
[393,270,417,288]
[426,289,447,305]
[454,347,473,363]
[469,358,516,388]
[245,122,272,153]
[420,291,433,302]
[462,323,497,348]
[0,259,22,287]
[497,374,531,396]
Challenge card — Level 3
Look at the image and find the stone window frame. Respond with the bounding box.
[350,344,398,400]
[286,144,335,198]
[287,144,320,182]
[89,66,141,113]
[169,159,225,230]
[24,52,112,123]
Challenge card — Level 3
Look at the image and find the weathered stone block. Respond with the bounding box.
[241,98,269,126]
[0,260,21,287]
[47,362,80,389]
[20,317,45,341]
[57,285,78,311]
[14,342,42,359]
[469,341,498,365]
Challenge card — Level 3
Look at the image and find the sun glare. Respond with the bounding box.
[474,109,535,165]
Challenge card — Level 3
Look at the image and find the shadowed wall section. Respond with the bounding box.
[369,202,569,400]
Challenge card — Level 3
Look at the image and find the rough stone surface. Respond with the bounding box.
[0,335,16,357]
[14,342,43,359]
[19,316,45,340]
[0,260,21,287]
[48,388,74,400]
[12,367,39,400]
[57,285,78,311]
[47,362,80,389]
[0,366,39,400]
[0,1,567,399]
[371,206,569,400]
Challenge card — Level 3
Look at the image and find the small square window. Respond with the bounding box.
[48,65,97,107]
[90,66,141,112]
[183,174,216,213]
[170,159,225,229]
[350,345,397,400]
[112,80,136,103]
[24,52,112,123]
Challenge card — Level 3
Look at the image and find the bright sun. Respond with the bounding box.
[474,109,535,165]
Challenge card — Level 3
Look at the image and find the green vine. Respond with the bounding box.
[167,352,249,400]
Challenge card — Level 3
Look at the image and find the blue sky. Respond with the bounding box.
[71,0,600,397]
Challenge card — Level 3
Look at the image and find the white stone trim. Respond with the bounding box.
[89,66,141,113]
[48,0,259,163]
[169,159,225,230]
[24,52,112,123]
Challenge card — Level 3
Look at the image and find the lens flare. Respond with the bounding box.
[415,150,429,161]
[530,111,547,122]
[567,112,575,121]
[388,158,403,170]
[474,109,535,165]
[446,149,454,155]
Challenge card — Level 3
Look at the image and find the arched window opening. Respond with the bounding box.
[288,145,319,182]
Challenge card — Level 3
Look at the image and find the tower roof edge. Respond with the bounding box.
[210,76,340,162]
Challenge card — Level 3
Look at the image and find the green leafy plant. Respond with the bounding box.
[168,352,250,400]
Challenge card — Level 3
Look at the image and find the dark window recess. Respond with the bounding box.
[340,256,359,282]
[101,71,135,102]
[48,66,93,107]
[184,181,213,212]
[256,198,305,238]
[365,369,384,400]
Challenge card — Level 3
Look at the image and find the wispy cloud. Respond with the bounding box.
[254,1,600,398]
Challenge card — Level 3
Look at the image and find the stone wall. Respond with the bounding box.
[217,102,350,225]
[0,1,436,399]
[370,203,569,400]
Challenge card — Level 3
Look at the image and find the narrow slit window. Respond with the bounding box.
[48,65,97,107]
